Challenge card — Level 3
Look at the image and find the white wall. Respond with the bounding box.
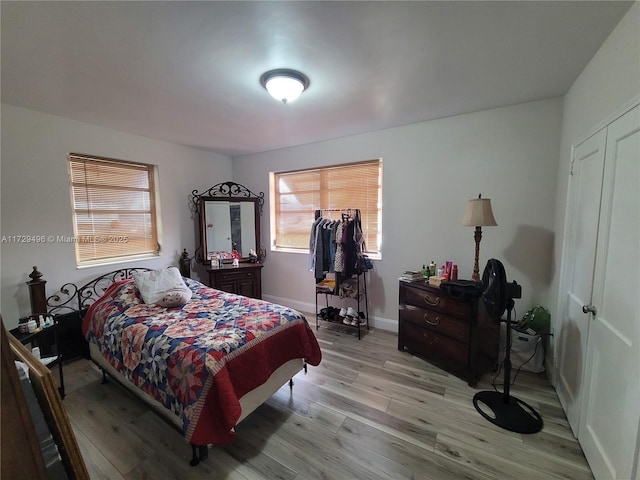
[550,3,640,379]
[234,98,563,329]
[0,104,232,328]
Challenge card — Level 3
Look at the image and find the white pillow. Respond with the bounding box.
[132,267,189,305]
[156,285,193,308]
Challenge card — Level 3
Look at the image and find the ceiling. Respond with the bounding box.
[1,1,633,158]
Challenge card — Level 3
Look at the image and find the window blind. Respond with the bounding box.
[68,154,159,265]
[273,160,381,255]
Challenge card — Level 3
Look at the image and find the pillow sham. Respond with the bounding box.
[132,267,191,306]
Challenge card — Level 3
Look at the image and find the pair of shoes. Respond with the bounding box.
[338,308,355,325]
[320,306,340,321]
[340,307,359,326]
[339,307,355,325]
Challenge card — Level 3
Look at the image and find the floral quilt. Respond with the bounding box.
[83,277,322,445]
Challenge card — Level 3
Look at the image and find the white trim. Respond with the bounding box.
[263,294,398,333]
[77,253,162,269]
[270,246,383,261]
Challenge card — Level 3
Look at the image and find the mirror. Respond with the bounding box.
[192,182,263,264]
[202,198,258,260]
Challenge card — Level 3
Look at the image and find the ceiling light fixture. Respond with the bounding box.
[260,69,309,104]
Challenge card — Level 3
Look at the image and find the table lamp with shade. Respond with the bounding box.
[462,194,497,282]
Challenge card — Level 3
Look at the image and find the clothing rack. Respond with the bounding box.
[314,208,360,220]
[311,207,369,339]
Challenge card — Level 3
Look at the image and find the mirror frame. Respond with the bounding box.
[191,182,264,264]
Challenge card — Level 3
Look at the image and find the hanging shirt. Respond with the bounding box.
[308,216,324,272]
[314,218,330,282]
[334,221,345,273]
[328,221,339,274]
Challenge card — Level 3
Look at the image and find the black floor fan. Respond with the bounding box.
[473,259,543,434]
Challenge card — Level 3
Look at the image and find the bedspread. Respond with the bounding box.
[83,277,322,445]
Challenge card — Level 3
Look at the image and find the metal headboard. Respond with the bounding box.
[46,268,152,316]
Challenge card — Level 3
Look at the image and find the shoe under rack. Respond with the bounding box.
[315,271,369,340]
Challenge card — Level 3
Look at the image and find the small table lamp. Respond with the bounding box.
[462,194,497,282]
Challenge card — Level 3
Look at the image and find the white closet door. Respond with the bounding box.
[557,128,606,436]
[579,105,640,480]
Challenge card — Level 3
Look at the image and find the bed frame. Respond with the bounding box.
[37,265,308,466]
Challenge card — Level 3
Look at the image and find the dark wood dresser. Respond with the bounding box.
[398,279,498,387]
[206,263,263,299]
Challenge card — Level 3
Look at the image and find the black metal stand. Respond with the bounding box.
[315,271,369,340]
[473,297,543,434]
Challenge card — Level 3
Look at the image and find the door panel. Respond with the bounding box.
[556,129,606,435]
[579,105,640,480]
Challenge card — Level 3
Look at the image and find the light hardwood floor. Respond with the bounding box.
[61,321,593,480]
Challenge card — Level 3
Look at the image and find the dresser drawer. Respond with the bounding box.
[216,270,256,282]
[401,321,469,372]
[207,264,263,299]
[400,284,471,318]
[400,304,470,342]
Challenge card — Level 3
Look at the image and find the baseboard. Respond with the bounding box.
[262,294,314,317]
[263,294,398,333]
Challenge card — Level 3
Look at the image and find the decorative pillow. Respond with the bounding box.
[132,267,191,306]
[157,285,193,308]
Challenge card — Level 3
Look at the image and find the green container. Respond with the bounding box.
[520,305,551,335]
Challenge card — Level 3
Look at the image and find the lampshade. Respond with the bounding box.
[462,194,497,227]
[260,69,309,104]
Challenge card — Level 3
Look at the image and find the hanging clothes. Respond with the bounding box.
[340,210,367,279]
[333,221,344,273]
[341,217,357,279]
[310,209,371,286]
[308,215,324,273]
[309,215,338,283]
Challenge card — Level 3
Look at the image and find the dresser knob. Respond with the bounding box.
[424,313,440,326]
[423,295,440,307]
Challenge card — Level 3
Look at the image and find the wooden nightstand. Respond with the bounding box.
[10,318,65,397]
[9,310,90,399]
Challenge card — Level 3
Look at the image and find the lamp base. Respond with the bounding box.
[473,390,543,434]
[471,226,483,282]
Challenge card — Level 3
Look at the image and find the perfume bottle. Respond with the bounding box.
[429,261,436,277]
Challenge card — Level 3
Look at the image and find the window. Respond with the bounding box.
[271,159,382,257]
[68,154,160,266]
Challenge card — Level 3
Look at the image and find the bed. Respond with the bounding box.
[42,266,322,466]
